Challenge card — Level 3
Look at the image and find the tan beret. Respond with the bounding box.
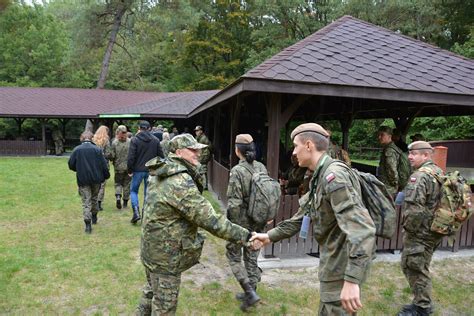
[290,123,329,140]
[408,141,433,151]
[235,134,253,144]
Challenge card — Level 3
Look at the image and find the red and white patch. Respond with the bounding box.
[410,177,417,183]
[326,173,336,183]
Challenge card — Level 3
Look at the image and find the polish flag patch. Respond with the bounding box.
[326,173,336,183]
[410,177,417,183]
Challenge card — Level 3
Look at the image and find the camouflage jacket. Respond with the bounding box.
[268,154,376,285]
[378,142,401,195]
[402,160,443,240]
[141,154,250,274]
[196,133,211,164]
[109,138,130,172]
[283,164,307,195]
[227,159,268,230]
[160,139,170,157]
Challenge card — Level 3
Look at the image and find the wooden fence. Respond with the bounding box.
[0,140,46,156]
[209,160,474,258]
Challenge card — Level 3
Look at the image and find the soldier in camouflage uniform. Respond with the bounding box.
[226,134,266,311]
[378,126,408,196]
[397,141,443,316]
[109,125,131,209]
[137,133,253,316]
[52,128,65,156]
[251,123,376,315]
[194,126,212,190]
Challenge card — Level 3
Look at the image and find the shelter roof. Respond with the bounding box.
[0,87,217,119]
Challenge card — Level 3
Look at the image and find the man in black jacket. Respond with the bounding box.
[127,121,164,224]
[68,131,110,233]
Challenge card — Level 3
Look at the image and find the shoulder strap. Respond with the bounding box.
[418,166,442,183]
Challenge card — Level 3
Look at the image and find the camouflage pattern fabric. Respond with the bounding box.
[267,154,376,310]
[114,171,131,199]
[110,138,131,172]
[283,164,307,195]
[378,141,403,195]
[196,133,211,189]
[78,184,100,221]
[139,154,250,313]
[98,181,107,202]
[401,160,443,309]
[319,280,354,316]
[226,159,268,288]
[97,141,111,203]
[160,139,170,157]
[52,129,64,155]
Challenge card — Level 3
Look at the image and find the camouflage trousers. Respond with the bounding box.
[137,268,181,316]
[114,171,131,199]
[198,163,208,190]
[97,180,107,202]
[78,184,100,221]
[401,234,442,309]
[319,280,358,316]
[54,140,63,155]
[226,241,261,288]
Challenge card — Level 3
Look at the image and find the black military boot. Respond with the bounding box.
[91,213,98,224]
[397,304,429,316]
[239,281,260,311]
[98,201,103,211]
[131,206,141,224]
[122,199,128,208]
[236,284,256,301]
[84,220,92,234]
[115,194,122,209]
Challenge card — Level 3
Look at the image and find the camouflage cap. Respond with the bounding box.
[116,125,127,133]
[290,123,329,140]
[169,133,207,153]
[408,141,433,151]
[235,134,253,144]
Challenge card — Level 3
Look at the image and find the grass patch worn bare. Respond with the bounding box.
[1,157,473,315]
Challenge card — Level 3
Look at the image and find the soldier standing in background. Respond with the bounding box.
[377,126,410,196]
[52,127,65,156]
[160,131,171,157]
[109,125,131,209]
[226,134,265,311]
[251,123,376,315]
[136,134,254,315]
[68,131,110,233]
[397,141,443,316]
[194,126,212,190]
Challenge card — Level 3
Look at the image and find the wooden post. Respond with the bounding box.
[40,118,48,154]
[229,97,241,168]
[58,118,69,139]
[266,93,281,179]
[14,118,25,137]
[339,114,354,150]
[392,108,422,142]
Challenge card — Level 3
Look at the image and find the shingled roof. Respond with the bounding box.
[244,15,473,95]
[192,15,473,115]
[0,87,217,119]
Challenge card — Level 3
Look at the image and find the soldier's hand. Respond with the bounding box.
[249,233,270,250]
[340,281,362,313]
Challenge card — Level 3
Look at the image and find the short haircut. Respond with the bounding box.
[378,126,393,135]
[412,148,433,156]
[296,131,329,152]
[80,131,93,142]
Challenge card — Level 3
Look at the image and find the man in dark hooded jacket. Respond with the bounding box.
[127,121,164,224]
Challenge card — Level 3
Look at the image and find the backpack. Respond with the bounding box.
[419,168,473,236]
[242,165,282,225]
[333,162,397,239]
[393,145,410,190]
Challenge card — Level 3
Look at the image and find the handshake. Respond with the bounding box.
[246,232,271,250]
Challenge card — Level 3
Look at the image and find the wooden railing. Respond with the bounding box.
[209,159,230,205]
[0,140,46,156]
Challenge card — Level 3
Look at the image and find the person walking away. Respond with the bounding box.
[251,123,376,315]
[68,131,110,233]
[127,121,164,224]
[52,128,65,156]
[397,141,444,316]
[109,125,131,209]
[136,134,254,315]
[92,125,112,211]
[226,134,266,311]
[194,125,212,190]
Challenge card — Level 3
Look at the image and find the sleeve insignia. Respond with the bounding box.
[410,177,417,183]
[326,173,336,183]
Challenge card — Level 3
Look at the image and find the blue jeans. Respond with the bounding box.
[131,171,149,210]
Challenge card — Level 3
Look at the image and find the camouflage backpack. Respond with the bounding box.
[334,162,397,239]
[242,165,282,225]
[393,145,411,190]
[419,168,473,236]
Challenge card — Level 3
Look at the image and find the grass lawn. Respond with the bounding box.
[1,157,473,315]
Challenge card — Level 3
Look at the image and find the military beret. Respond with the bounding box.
[408,141,433,151]
[116,125,127,133]
[169,133,207,153]
[290,123,329,140]
[235,134,253,144]
[378,125,393,135]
